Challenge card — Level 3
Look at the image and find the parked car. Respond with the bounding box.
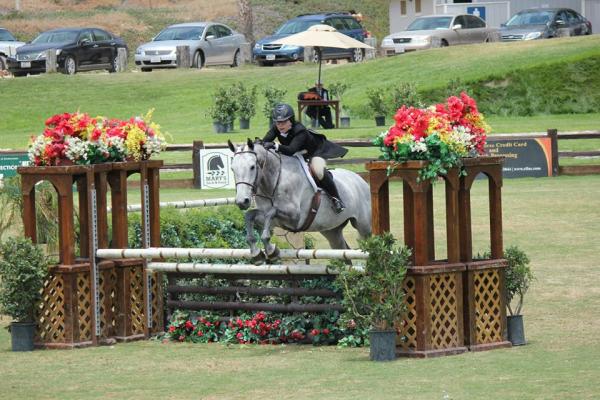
[253,12,368,66]
[381,14,496,55]
[135,22,245,71]
[7,27,127,76]
[500,8,592,41]
[0,28,25,70]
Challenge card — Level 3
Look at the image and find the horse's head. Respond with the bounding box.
[228,139,266,210]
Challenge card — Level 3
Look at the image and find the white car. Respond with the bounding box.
[0,28,25,70]
[135,22,246,71]
[381,14,496,55]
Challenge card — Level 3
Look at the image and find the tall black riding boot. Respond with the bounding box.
[319,169,345,213]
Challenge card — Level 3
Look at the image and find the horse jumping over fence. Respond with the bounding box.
[228,139,371,263]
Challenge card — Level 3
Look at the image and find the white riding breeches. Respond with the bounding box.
[309,157,327,181]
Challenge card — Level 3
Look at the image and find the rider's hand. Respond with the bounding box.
[263,142,277,151]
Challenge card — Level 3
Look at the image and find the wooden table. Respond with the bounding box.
[297,99,340,129]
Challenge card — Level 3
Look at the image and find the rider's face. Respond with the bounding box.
[275,119,292,133]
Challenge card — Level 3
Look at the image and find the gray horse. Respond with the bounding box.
[228,139,371,263]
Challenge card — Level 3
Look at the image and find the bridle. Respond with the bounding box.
[234,147,282,204]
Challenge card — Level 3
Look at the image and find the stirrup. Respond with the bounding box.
[332,197,345,214]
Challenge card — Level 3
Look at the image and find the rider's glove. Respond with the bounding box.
[263,142,277,151]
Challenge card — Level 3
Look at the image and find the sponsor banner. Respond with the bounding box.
[0,152,29,182]
[484,136,552,178]
[199,149,235,189]
[467,6,486,21]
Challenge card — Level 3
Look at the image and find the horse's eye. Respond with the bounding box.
[250,166,255,170]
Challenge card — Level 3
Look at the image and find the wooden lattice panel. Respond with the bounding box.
[398,276,417,350]
[150,272,164,333]
[430,273,460,350]
[77,272,93,341]
[99,268,117,338]
[130,268,145,335]
[36,273,66,343]
[473,269,503,344]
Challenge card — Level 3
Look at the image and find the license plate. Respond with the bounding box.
[20,61,31,68]
[394,45,405,54]
[150,56,161,63]
[266,54,276,61]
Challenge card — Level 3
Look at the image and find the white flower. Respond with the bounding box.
[450,126,475,153]
[64,136,89,163]
[28,135,48,163]
[409,137,427,153]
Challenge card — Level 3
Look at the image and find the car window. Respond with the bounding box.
[344,17,363,30]
[155,26,205,41]
[555,10,569,24]
[506,10,553,26]
[216,25,232,38]
[205,26,217,38]
[0,29,16,41]
[566,10,580,23]
[32,30,79,44]
[93,29,111,42]
[407,16,453,30]
[275,19,320,35]
[327,18,349,31]
[466,15,486,28]
[79,30,94,43]
[453,16,467,28]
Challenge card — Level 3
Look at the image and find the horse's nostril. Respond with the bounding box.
[243,198,250,205]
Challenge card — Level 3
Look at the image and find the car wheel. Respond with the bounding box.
[141,67,152,72]
[231,50,241,67]
[63,56,77,75]
[192,51,204,69]
[13,71,26,77]
[351,48,364,63]
[440,39,449,47]
[312,52,320,63]
[0,55,6,71]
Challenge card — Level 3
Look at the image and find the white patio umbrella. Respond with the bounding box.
[275,24,373,84]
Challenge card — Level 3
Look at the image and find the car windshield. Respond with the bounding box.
[154,26,204,41]
[0,29,16,41]
[506,11,554,26]
[407,17,453,31]
[275,20,320,35]
[32,31,79,44]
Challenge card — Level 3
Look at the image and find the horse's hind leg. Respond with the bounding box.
[320,226,350,250]
[349,215,371,240]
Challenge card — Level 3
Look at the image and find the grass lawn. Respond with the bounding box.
[1,174,599,399]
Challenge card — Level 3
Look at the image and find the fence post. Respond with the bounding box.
[45,49,57,73]
[192,140,205,188]
[364,37,377,60]
[176,46,191,68]
[116,48,127,72]
[303,46,315,63]
[240,43,252,64]
[547,128,559,177]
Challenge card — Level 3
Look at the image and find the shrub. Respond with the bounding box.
[262,86,287,120]
[0,237,48,322]
[366,87,388,117]
[207,85,237,124]
[232,82,258,121]
[390,82,423,111]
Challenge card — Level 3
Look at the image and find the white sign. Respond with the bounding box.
[199,149,235,189]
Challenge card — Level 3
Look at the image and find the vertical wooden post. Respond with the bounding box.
[45,49,57,73]
[445,172,460,263]
[489,177,503,260]
[402,182,414,251]
[56,179,75,265]
[547,128,559,177]
[176,46,191,68]
[369,169,390,234]
[192,140,204,189]
[458,180,472,262]
[77,178,89,259]
[21,177,37,243]
[116,48,127,72]
[108,170,129,248]
[426,185,435,262]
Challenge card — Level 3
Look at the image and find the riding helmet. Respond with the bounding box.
[272,103,295,123]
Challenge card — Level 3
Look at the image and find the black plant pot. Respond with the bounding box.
[213,122,227,134]
[340,116,351,128]
[375,115,386,126]
[239,118,250,129]
[369,329,396,361]
[10,322,36,351]
[507,315,526,346]
[226,121,234,132]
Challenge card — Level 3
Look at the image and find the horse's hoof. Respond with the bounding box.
[266,247,280,264]
[251,251,266,265]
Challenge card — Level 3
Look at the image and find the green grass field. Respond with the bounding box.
[1,175,599,399]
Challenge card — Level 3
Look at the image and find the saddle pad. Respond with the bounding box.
[294,153,319,192]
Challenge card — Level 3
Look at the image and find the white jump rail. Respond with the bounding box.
[108,197,237,213]
[145,262,364,275]
[97,247,369,261]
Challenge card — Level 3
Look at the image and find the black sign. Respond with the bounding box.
[484,137,552,178]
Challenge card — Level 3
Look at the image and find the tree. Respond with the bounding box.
[237,0,254,45]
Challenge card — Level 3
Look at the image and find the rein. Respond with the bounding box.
[235,148,282,204]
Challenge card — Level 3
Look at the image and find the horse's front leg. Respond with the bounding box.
[244,209,266,265]
[260,208,280,262]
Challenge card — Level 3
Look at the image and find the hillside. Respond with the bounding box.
[0,0,390,52]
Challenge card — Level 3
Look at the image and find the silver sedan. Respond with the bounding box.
[381,14,497,55]
[135,22,246,71]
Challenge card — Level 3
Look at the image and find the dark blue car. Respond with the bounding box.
[253,12,367,66]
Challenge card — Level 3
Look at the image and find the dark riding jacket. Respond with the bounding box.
[263,122,347,160]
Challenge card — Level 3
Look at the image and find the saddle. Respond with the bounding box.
[292,153,322,232]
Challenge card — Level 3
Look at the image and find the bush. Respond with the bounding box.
[207,85,238,124]
[0,237,48,322]
[232,82,258,121]
[390,82,423,111]
[366,87,388,117]
[262,86,287,120]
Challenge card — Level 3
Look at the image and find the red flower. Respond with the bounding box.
[178,335,185,342]
[197,331,204,337]
[168,325,176,332]
[322,328,330,335]
[310,329,320,336]
[185,320,194,330]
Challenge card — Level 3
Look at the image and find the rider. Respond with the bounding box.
[262,103,348,213]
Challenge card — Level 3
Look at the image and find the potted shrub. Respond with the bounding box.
[262,86,287,128]
[329,81,351,128]
[333,232,410,361]
[208,85,237,133]
[502,246,534,345]
[390,82,423,111]
[366,87,388,126]
[0,237,48,351]
[233,82,258,129]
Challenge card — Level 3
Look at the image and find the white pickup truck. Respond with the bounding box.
[0,28,24,70]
